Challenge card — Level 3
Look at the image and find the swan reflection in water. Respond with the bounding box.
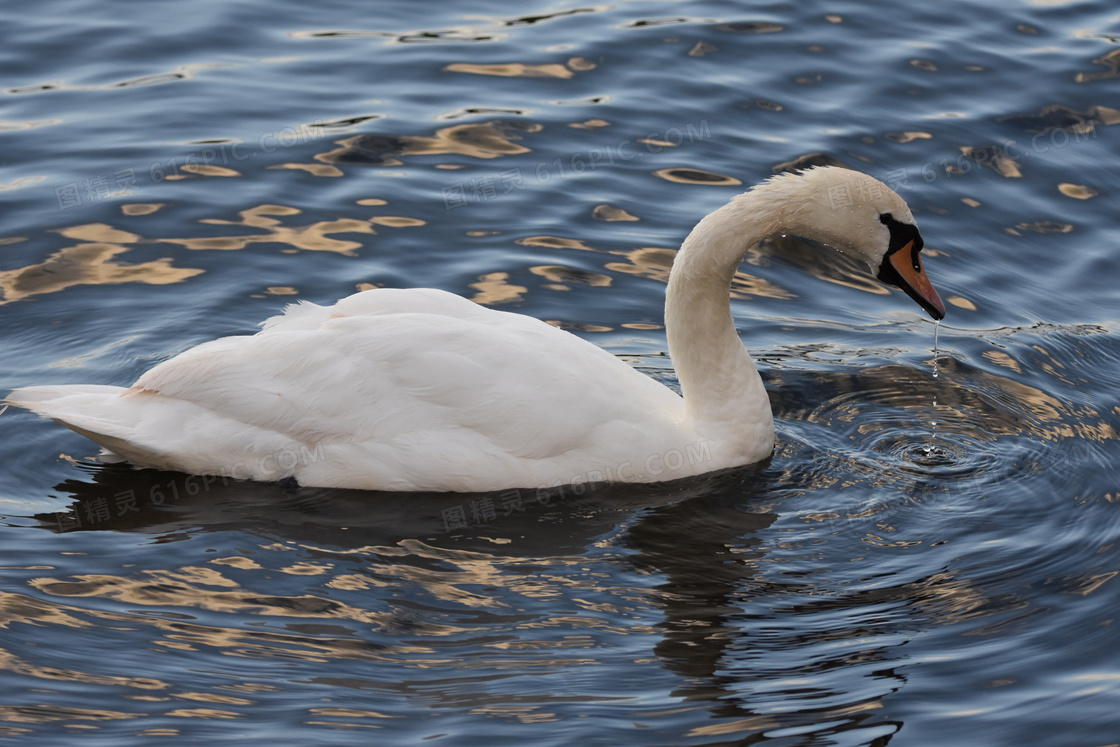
[31,459,875,732]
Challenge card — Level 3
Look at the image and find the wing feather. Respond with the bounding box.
[13,288,687,488]
[133,291,682,459]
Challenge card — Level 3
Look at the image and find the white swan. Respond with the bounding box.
[7,167,945,492]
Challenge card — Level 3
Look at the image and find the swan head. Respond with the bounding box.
[762,166,946,320]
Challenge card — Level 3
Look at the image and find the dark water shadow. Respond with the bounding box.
[24,459,840,730]
[29,458,772,552]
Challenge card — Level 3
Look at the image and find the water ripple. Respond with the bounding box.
[3,0,1120,744]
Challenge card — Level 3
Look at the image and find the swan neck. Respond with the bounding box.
[665,193,784,450]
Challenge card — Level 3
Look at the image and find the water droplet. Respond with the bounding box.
[928,322,942,447]
[932,320,941,378]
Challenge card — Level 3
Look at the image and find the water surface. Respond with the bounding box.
[2,1,1119,744]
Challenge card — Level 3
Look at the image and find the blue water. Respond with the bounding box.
[3,0,1120,744]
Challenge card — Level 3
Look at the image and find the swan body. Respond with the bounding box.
[8,167,945,492]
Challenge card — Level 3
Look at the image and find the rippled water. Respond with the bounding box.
[2,0,1120,744]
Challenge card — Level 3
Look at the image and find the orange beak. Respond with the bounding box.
[887,241,946,320]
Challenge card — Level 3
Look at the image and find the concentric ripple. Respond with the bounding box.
[774,355,1094,504]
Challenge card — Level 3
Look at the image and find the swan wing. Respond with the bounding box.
[111,289,684,488]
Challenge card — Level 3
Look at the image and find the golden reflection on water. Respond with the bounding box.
[568,118,611,130]
[885,131,933,143]
[469,272,527,305]
[947,295,977,311]
[158,204,423,255]
[445,62,575,79]
[0,176,46,191]
[444,57,595,80]
[1058,183,1098,199]
[982,350,1023,373]
[2,197,432,303]
[652,168,741,186]
[371,216,426,228]
[516,235,597,252]
[21,563,449,654]
[268,162,345,177]
[1076,46,1120,83]
[686,715,781,739]
[209,556,262,570]
[0,704,141,726]
[591,204,639,222]
[313,122,541,169]
[179,164,241,178]
[121,203,165,216]
[0,223,203,305]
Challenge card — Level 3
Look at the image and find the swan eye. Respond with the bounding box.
[878,213,923,257]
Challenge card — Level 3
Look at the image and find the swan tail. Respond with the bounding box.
[5,385,152,464]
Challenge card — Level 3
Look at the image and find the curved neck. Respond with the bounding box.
[665,191,790,448]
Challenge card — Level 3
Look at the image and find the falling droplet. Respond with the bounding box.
[932,319,940,379]
[925,321,942,456]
